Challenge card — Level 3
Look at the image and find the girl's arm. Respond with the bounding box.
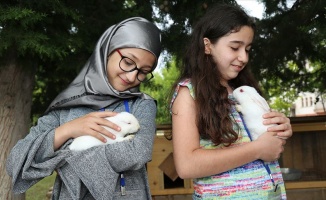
[6,110,69,193]
[171,87,286,179]
[67,99,157,171]
[63,99,157,198]
[54,111,120,150]
[103,98,157,171]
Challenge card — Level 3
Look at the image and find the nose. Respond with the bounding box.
[238,49,249,63]
[125,70,138,82]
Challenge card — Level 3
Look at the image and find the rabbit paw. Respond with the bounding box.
[124,134,135,141]
[235,104,242,113]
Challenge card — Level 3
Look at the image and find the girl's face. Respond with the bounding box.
[204,26,254,85]
[106,48,156,91]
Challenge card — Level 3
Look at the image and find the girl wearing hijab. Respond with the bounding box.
[6,17,161,200]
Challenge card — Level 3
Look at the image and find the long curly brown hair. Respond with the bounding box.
[171,3,262,146]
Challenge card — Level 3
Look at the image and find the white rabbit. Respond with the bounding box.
[69,112,140,151]
[233,86,277,141]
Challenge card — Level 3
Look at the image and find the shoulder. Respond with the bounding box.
[131,97,156,109]
[171,86,195,108]
[170,79,195,114]
[175,79,194,98]
[125,98,157,118]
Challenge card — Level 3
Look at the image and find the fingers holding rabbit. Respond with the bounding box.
[72,111,121,140]
[68,112,140,151]
[254,132,286,162]
[54,111,120,150]
[263,111,292,140]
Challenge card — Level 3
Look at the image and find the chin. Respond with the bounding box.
[230,73,240,79]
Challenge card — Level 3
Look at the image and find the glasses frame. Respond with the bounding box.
[116,49,154,82]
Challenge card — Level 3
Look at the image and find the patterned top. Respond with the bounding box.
[170,79,286,200]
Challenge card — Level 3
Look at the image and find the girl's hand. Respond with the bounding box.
[263,111,292,140]
[54,111,121,150]
[254,132,286,162]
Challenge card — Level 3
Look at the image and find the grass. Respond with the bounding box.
[26,173,56,200]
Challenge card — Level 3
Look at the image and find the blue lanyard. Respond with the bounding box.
[120,100,129,195]
[238,112,278,191]
[124,100,130,113]
[100,100,129,196]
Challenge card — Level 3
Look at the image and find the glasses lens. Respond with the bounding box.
[137,72,153,82]
[120,57,136,72]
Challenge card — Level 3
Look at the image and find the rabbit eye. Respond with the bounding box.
[240,89,244,92]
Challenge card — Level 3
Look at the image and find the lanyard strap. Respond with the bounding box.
[238,112,277,189]
[124,100,130,113]
[100,100,129,196]
[120,100,129,195]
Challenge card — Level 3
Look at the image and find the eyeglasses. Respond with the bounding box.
[116,49,154,82]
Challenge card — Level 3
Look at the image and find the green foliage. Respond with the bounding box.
[1,0,326,119]
[269,88,297,116]
[0,7,45,27]
[0,2,79,61]
[0,0,157,118]
[141,56,180,124]
[260,60,325,115]
[251,0,326,94]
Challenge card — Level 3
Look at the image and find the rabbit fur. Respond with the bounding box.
[69,112,140,151]
[233,86,277,141]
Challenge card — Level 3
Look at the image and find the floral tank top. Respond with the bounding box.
[170,79,286,200]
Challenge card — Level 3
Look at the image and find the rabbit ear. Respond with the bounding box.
[245,87,271,112]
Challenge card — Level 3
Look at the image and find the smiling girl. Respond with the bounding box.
[7,17,161,200]
[170,4,292,199]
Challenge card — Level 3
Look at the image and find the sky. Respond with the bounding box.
[236,0,264,19]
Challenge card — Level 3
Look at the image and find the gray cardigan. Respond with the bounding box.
[6,98,157,200]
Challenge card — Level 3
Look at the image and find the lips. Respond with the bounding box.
[119,75,130,86]
[232,64,243,72]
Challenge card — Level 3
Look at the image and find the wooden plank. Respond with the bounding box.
[151,188,194,196]
[281,137,293,168]
[285,181,326,189]
[184,179,193,189]
[315,133,326,174]
[148,135,194,195]
[279,136,295,168]
[292,122,326,132]
[302,133,314,169]
[148,167,163,191]
[292,134,304,169]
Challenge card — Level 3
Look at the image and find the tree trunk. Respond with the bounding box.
[0,62,34,200]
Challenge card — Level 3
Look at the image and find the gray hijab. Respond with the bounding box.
[45,17,161,113]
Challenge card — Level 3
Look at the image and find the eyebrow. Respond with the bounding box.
[230,40,251,45]
[229,41,252,47]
